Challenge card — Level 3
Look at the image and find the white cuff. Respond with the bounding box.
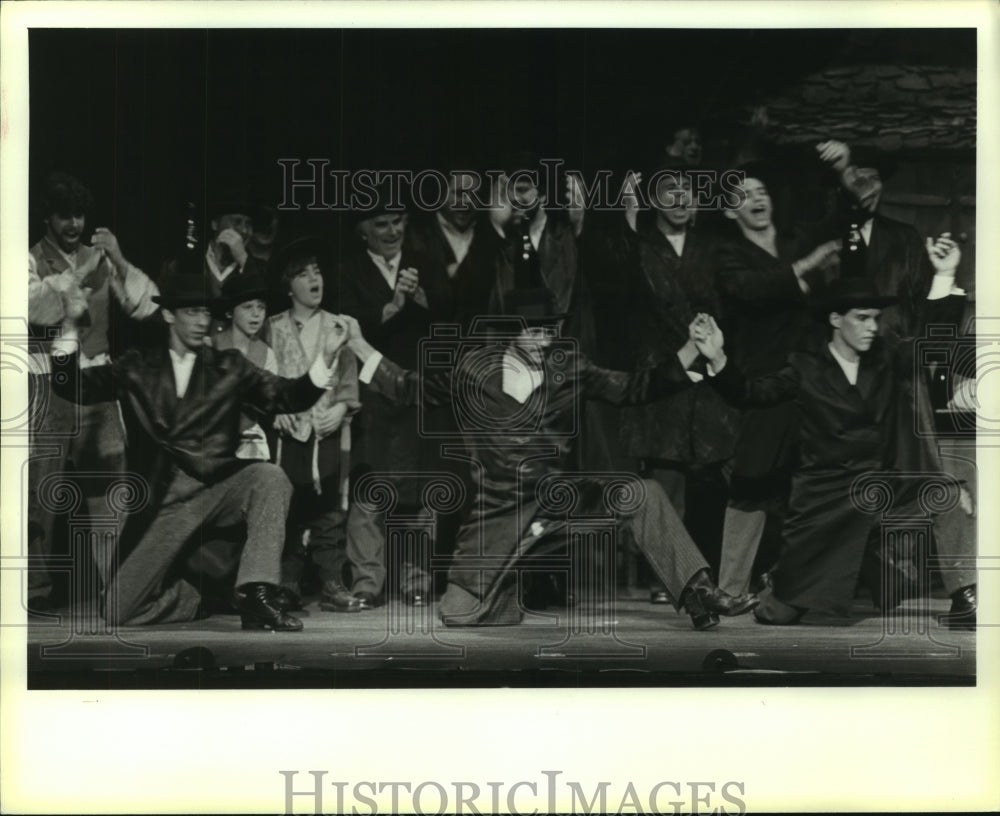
[308,352,338,389]
[686,370,705,383]
[358,351,384,384]
[927,272,964,300]
[51,325,80,357]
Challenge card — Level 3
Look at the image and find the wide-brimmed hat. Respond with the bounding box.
[502,287,571,326]
[221,268,271,308]
[152,267,224,310]
[819,277,899,314]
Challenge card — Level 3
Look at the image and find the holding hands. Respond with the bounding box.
[689,313,726,366]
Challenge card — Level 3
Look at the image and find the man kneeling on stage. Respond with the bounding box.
[50,265,348,631]
[336,289,758,630]
[693,276,977,627]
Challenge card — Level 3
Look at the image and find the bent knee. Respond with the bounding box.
[246,462,292,495]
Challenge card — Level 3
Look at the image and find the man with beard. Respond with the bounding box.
[27,172,160,612]
[404,165,506,328]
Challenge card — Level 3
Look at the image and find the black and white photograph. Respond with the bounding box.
[2,1,998,814]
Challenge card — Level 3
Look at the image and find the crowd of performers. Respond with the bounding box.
[26,134,978,633]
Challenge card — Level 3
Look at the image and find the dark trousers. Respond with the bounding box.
[281,472,351,592]
[27,380,126,600]
[106,463,290,625]
[439,478,708,625]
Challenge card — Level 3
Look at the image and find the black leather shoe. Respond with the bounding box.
[940,584,976,631]
[354,591,385,610]
[401,589,430,607]
[272,586,304,612]
[686,569,758,617]
[680,587,719,631]
[318,580,363,613]
[650,589,671,605]
[233,583,303,631]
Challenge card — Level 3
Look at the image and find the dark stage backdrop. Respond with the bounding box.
[28,27,975,273]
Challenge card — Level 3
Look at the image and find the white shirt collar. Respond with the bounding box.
[206,246,238,283]
[502,348,544,403]
[828,342,860,386]
[367,250,402,290]
[168,347,198,398]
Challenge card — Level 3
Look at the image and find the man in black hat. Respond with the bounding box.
[333,289,759,630]
[49,262,350,631]
[695,273,976,626]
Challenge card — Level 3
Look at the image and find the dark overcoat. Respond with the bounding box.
[50,343,326,552]
[363,344,693,621]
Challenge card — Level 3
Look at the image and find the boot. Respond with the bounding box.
[684,569,759,618]
[233,583,303,631]
[272,585,304,612]
[939,584,976,632]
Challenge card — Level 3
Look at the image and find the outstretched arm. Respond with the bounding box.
[340,314,452,407]
[581,315,706,405]
[695,315,799,407]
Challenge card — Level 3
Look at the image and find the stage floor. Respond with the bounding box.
[24,593,975,688]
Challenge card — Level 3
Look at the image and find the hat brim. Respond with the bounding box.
[819,294,899,313]
[225,288,271,307]
[153,294,225,309]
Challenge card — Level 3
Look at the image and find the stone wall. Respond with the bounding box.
[757,65,975,152]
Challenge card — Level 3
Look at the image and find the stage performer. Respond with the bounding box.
[49,261,349,631]
[694,271,977,626]
[336,289,759,630]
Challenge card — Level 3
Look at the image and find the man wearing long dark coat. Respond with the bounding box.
[334,291,759,630]
[697,272,976,625]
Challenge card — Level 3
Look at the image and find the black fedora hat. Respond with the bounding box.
[152,269,224,310]
[501,287,571,326]
[221,268,270,308]
[819,277,899,314]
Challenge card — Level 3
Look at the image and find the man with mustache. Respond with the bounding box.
[694,271,976,627]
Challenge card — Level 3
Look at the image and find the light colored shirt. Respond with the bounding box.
[501,349,544,403]
[168,348,199,398]
[528,208,547,252]
[367,249,402,291]
[860,218,873,246]
[437,212,475,268]
[205,246,239,286]
[828,342,860,386]
[665,232,686,257]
